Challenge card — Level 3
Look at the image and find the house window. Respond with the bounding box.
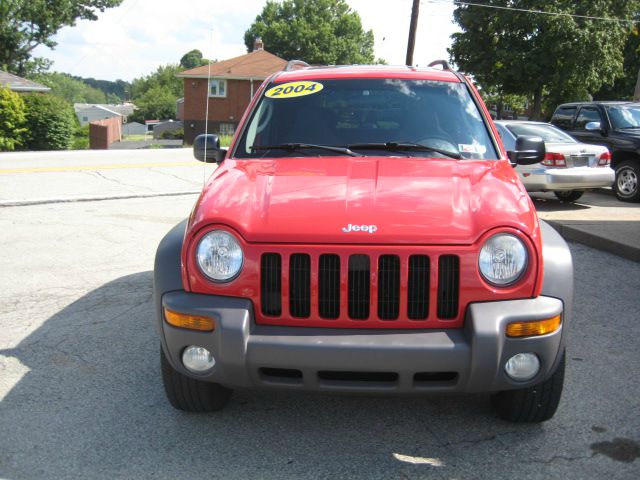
[218,123,236,136]
[209,79,227,98]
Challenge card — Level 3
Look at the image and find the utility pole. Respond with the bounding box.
[406,0,420,66]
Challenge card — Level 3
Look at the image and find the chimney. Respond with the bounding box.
[253,37,264,51]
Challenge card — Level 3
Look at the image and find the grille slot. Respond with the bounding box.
[437,255,459,319]
[377,255,400,320]
[318,371,398,384]
[413,372,458,385]
[289,254,311,318]
[318,254,340,319]
[407,255,430,319]
[260,253,282,316]
[348,254,370,319]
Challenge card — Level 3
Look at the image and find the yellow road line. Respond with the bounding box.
[0,161,202,174]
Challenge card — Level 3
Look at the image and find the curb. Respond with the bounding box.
[0,191,200,208]
[546,220,640,263]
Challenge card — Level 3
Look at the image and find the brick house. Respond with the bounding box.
[177,41,286,144]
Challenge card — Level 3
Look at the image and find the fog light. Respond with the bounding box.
[182,346,215,373]
[505,353,540,381]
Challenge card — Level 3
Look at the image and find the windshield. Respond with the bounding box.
[607,105,640,129]
[505,123,576,143]
[235,78,498,159]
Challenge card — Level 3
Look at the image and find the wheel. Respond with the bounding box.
[491,350,565,423]
[160,347,232,412]
[553,190,584,202]
[614,161,640,202]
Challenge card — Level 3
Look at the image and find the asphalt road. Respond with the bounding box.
[1,151,639,479]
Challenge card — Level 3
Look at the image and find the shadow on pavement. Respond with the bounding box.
[0,271,549,479]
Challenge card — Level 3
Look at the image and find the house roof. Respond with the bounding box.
[177,50,287,80]
[0,71,50,92]
[74,103,136,116]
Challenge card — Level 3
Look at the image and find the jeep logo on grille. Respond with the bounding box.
[342,224,378,233]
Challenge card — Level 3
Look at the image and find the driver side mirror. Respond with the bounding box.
[193,134,227,163]
[507,136,545,166]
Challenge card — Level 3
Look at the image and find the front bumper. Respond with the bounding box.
[159,291,565,394]
[522,166,614,191]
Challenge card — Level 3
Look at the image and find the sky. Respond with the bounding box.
[32,0,461,82]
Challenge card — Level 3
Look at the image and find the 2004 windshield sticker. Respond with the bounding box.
[265,81,324,99]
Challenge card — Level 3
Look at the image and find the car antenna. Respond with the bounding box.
[203,28,215,186]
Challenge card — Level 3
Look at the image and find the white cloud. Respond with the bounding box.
[33,0,461,81]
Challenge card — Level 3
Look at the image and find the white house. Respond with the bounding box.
[74,103,136,126]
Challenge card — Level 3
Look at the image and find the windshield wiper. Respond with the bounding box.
[347,141,462,159]
[251,143,360,157]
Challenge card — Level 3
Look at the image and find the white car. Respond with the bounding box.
[494,120,615,202]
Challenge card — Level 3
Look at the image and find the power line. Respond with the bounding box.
[425,0,637,25]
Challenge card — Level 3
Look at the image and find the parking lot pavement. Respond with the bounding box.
[0,149,216,205]
[1,194,639,479]
[532,191,640,262]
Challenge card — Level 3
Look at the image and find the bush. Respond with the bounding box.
[160,127,183,139]
[0,87,27,151]
[23,94,76,150]
[72,124,90,150]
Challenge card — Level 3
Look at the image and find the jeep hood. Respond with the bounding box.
[190,157,537,245]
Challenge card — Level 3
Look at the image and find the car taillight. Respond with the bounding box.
[598,151,611,166]
[542,152,566,167]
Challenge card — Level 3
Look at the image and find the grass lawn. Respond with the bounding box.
[122,134,151,141]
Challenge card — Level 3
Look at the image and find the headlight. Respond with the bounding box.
[196,230,243,282]
[478,233,528,286]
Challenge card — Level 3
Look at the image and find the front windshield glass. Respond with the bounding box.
[235,78,497,159]
[607,105,640,129]
[506,123,576,143]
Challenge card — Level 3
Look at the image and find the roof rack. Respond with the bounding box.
[283,60,310,72]
[427,60,452,71]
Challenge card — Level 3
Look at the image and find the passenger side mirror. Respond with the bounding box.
[507,136,545,166]
[193,134,227,163]
[585,121,605,134]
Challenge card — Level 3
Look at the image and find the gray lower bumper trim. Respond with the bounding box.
[160,292,563,394]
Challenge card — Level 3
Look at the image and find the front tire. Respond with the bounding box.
[615,160,640,202]
[553,190,584,202]
[160,347,232,412]
[491,350,565,423]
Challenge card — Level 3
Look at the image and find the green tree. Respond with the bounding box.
[0,87,27,151]
[23,94,76,150]
[31,72,107,104]
[130,85,177,122]
[449,1,638,119]
[0,0,124,76]
[595,21,640,100]
[129,64,183,122]
[180,49,208,70]
[79,77,130,101]
[244,0,375,64]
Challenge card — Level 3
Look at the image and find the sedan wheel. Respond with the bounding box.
[615,161,640,202]
[553,190,584,202]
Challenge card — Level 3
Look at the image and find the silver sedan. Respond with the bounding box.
[495,121,615,202]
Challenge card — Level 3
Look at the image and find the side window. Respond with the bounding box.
[551,107,576,130]
[495,124,515,150]
[575,107,602,130]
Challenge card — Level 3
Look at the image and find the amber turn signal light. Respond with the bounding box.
[506,315,561,338]
[164,308,215,331]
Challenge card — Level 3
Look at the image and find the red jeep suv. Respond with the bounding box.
[154,61,572,422]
